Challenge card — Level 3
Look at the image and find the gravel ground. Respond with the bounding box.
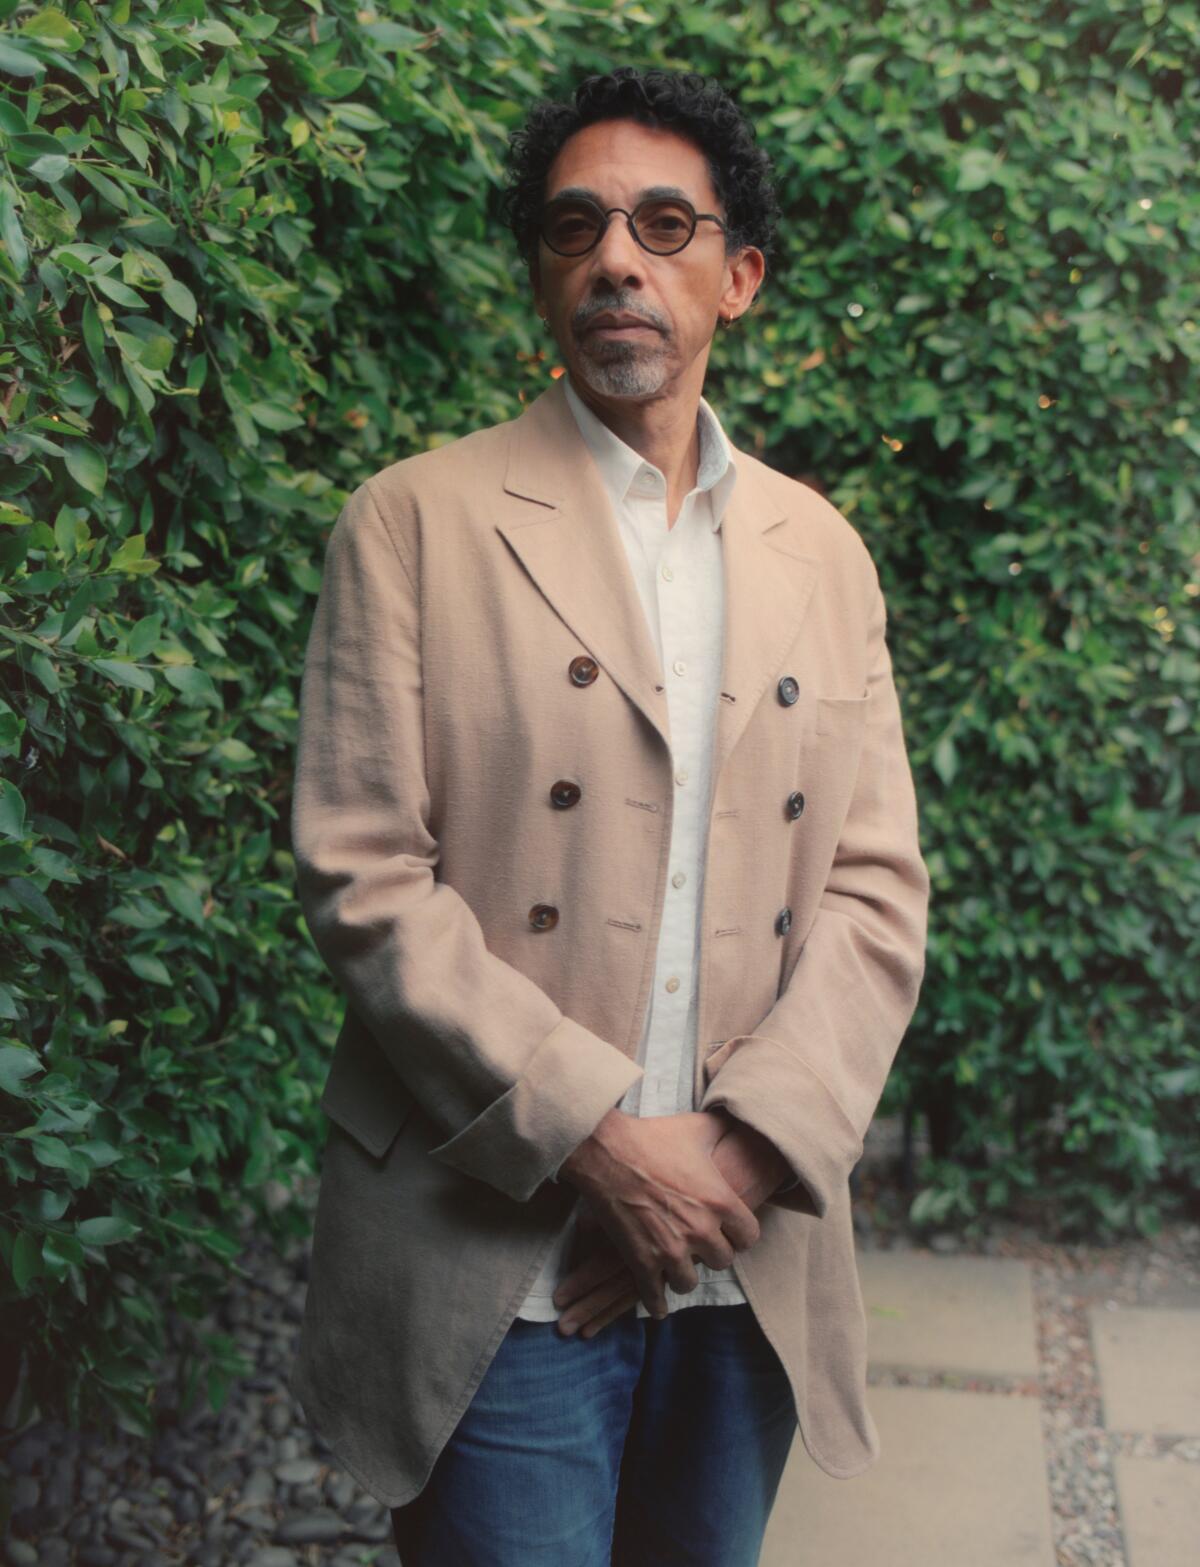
[3,1172,1198,1567]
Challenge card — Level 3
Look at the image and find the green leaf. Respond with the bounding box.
[92,274,144,307]
[20,8,84,49]
[0,779,27,837]
[127,613,163,658]
[0,39,47,77]
[0,180,30,276]
[329,103,387,132]
[92,659,155,694]
[28,153,71,184]
[163,665,219,704]
[162,277,197,324]
[77,1216,142,1246]
[247,401,305,431]
[31,1136,76,1171]
[108,533,149,571]
[115,124,151,167]
[957,148,1001,192]
[0,1044,43,1095]
[215,737,255,763]
[127,952,172,985]
[932,734,958,786]
[64,442,107,496]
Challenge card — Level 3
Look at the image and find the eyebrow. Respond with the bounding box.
[547,183,699,206]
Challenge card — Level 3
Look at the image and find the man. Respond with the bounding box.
[289,65,929,1567]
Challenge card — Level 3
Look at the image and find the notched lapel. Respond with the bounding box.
[495,380,822,783]
[712,480,822,784]
[497,381,671,749]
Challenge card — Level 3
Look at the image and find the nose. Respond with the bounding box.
[587,210,646,288]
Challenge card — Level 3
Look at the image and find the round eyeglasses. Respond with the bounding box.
[539,195,727,257]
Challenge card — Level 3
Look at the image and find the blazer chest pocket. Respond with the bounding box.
[318,1009,415,1160]
[815,691,871,736]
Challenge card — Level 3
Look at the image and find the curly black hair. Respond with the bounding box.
[497,66,779,277]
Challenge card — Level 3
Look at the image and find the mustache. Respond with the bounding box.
[572,297,669,335]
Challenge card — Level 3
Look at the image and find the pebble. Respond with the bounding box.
[240,1467,277,1507]
[275,1508,346,1544]
[273,1457,321,1485]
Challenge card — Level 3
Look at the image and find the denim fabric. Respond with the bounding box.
[390,1303,798,1566]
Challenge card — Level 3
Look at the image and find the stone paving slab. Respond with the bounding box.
[1089,1307,1200,1435]
[858,1250,1039,1377]
[1114,1455,1200,1567]
[761,1386,1054,1566]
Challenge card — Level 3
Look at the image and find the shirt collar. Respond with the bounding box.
[563,373,738,531]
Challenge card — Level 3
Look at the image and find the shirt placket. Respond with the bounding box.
[639,486,706,1119]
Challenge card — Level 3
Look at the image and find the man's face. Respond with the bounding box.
[531,117,761,403]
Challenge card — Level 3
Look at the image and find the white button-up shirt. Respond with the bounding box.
[515,373,748,1320]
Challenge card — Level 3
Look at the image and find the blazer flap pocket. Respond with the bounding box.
[815,691,871,735]
[319,1010,415,1160]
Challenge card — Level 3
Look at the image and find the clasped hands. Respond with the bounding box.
[552,1105,792,1339]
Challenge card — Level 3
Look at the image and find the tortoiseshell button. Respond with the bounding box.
[777,675,800,706]
[550,780,581,809]
[529,903,559,930]
[786,791,806,820]
[776,906,792,936]
[569,656,599,687]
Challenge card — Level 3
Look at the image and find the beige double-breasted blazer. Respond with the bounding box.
[287,375,930,1507]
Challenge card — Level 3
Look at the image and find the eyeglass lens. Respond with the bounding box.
[542,198,696,255]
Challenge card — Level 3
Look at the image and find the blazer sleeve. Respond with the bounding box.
[291,476,643,1203]
[699,560,930,1220]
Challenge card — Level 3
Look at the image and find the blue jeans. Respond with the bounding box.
[389,1302,798,1566]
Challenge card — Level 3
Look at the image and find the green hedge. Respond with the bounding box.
[1,0,1196,1442]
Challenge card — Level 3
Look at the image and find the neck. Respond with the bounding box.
[567,370,706,525]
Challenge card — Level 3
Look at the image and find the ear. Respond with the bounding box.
[721,244,766,320]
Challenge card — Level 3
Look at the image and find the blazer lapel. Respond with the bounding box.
[712,475,822,785]
[499,380,671,749]
[496,378,822,783]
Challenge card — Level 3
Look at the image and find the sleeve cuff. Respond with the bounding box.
[427,1016,643,1202]
[700,1033,864,1220]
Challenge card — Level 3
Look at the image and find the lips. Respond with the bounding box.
[586,314,657,333]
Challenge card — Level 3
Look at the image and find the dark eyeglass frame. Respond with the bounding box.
[538,195,728,257]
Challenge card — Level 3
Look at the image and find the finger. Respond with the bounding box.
[714,1188,761,1251]
[557,1271,641,1335]
[663,1255,699,1295]
[552,1244,627,1309]
[692,1234,735,1271]
[628,1260,669,1319]
[579,1288,641,1338]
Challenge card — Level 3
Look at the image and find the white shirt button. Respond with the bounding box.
[672,871,687,888]
[675,768,688,786]
[661,563,674,581]
[665,976,680,993]
[672,658,687,676]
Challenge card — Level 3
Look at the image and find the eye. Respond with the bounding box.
[544,203,602,251]
[636,201,693,244]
